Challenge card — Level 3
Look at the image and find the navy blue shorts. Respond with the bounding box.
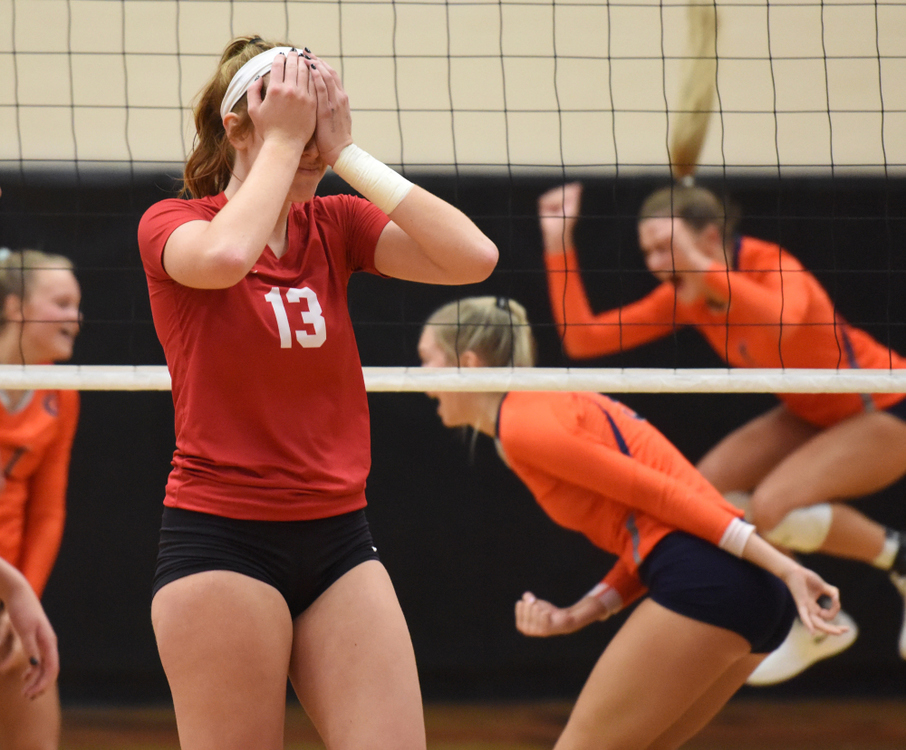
[638,531,796,654]
[152,506,380,619]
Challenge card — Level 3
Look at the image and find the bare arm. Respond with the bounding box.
[538,182,583,256]
[539,182,681,358]
[373,188,498,284]
[514,569,635,639]
[0,559,58,698]
[742,532,844,636]
[164,52,316,289]
[514,591,612,638]
[309,55,497,285]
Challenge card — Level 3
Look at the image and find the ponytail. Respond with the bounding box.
[181,35,286,198]
[668,2,718,182]
[424,297,537,368]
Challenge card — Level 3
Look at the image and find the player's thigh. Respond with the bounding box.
[696,405,818,493]
[0,628,60,750]
[647,653,763,750]
[151,570,294,750]
[555,599,752,750]
[755,410,906,512]
[289,560,425,750]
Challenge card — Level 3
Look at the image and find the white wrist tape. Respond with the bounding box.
[586,583,624,616]
[332,144,414,215]
[719,517,757,557]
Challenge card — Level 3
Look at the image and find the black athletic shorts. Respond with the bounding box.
[152,506,380,619]
[638,531,796,654]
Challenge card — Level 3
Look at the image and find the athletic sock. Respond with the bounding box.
[876,530,906,574]
[892,531,906,577]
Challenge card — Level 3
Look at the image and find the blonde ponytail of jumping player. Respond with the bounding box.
[668,2,718,183]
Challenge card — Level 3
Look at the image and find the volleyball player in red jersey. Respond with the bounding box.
[138,36,496,750]
[537,181,906,683]
[0,243,80,749]
[418,296,842,750]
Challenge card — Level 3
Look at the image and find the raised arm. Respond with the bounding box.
[310,55,497,285]
[163,51,318,289]
[372,187,498,285]
[538,182,583,257]
[539,183,679,358]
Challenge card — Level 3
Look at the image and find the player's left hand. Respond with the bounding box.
[515,592,584,637]
[1,591,59,698]
[785,566,845,637]
[308,54,353,167]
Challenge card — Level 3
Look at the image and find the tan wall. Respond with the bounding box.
[1,0,904,175]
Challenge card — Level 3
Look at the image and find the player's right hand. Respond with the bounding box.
[246,50,317,153]
[538,183,583,255]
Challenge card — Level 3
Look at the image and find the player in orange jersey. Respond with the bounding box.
[0,241,80,749]
[418,296,843,750]
[537,180,906,684]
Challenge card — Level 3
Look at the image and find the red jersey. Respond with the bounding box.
[138,193,390,521]
[546,237,906,427]
[496,390,745,607]
[0,389,79,596]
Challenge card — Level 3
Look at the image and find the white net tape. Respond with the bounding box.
[4,365,905,394]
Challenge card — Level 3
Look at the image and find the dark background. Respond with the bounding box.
[0,166,904,704]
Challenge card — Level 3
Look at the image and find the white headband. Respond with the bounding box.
[219,46,297,121]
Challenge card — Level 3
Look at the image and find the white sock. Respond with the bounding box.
[873,531,900,570]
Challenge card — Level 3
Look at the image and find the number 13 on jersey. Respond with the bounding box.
[264,287,327,348]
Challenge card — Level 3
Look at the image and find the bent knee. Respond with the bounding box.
[747,492,786,533]
[756,503,833,552]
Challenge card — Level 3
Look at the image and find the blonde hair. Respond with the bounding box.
[0,249,75,326]
[423,297,537,368]
[182,35,290,198]
[668,2,718,182]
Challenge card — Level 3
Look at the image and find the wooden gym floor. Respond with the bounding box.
[58,697,906,749]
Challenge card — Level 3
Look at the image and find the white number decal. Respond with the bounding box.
[264,287,327,349]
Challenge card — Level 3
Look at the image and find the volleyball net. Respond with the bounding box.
[0,0,904,394]
[0,364,904,394]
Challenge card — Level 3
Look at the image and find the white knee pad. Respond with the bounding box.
[764,503,833,552]
[723,491,752,515]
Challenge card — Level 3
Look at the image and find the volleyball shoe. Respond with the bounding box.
[745,610,858,686]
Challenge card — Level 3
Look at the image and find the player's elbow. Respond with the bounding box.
[469,237,499,282]
[209,248,257,287]
[441,237,498,285]
[167,246,256,289]
[561,332,602,360]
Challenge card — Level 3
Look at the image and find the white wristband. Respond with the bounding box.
[586,582,624,616]
[332,144,414,215]
[719,517,757,558]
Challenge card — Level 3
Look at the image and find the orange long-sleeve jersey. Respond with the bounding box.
[545,237,906,427]
[0,389,79,597]
[496,391,746,608]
